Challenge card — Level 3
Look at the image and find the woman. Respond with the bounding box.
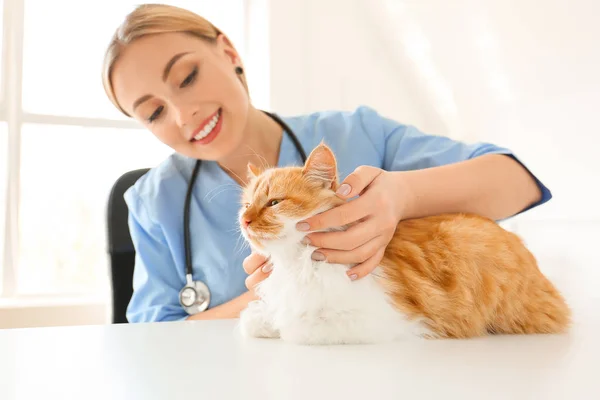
[102,4,550,323]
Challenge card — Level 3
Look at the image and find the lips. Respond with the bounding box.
[190,108,223,145]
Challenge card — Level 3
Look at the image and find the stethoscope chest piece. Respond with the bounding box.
[179,273,210,314]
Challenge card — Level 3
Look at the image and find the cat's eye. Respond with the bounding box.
[268,199,282,207]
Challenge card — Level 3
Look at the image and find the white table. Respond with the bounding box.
[0,310,598,400]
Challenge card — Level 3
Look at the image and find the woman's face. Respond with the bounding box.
[111,32,249,160]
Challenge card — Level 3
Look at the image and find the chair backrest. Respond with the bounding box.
[106,168,149,323]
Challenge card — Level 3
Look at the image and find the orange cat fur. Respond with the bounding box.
[239,143,571,340]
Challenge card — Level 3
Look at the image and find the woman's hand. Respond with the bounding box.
[296,166,412,281]
[242,252,273,296]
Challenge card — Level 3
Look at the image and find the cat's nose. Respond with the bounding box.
[243,218,252,228]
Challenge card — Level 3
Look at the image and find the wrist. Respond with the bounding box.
[244,289,259,303]
[391,171,418,220]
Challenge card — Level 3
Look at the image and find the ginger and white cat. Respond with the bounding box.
[237,143,571,345]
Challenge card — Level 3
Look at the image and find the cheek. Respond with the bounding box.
[211,65,248,123]
[256,210,283,231]
[277,202,314,221]
[207,61,248,108]
[149,124,181,148]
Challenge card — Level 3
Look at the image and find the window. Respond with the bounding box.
[17,124,173,294]
[1,0,266,304]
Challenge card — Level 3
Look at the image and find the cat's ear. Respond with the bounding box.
[247,162,262,179]
[302,142,338,190]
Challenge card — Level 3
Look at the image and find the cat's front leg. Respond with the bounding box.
[239,300,280,339]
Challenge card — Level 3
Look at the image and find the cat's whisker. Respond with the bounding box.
[220,165,249,186]
[203,182,238,198]
[204,184,239,203]
[234,235,250,255]
[243,145,271,170]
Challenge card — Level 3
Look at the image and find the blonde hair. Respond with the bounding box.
[102,3,248,116]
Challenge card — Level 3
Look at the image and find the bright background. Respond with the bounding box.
[0,0,598,327]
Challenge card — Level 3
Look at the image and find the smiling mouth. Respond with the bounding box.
[190,108,222,143]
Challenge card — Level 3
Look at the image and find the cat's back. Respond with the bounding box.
[385,213,526,264]
[392,213,524,254]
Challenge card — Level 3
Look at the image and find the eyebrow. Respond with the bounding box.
[131,52,191,111]
[162,52,190,81]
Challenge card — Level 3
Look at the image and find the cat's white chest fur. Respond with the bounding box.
[239,240,422,345]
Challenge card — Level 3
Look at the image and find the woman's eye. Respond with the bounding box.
[180,67,198,88]
[147,106,164,123]
[268,199,281,207]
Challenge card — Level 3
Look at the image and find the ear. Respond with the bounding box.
[301,142,338,190]
[216,33,240,65]
[247,162,262,179]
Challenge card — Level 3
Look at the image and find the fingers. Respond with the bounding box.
[304,217,379,251]
[296,166,382,232]
[243,252,272,292]
[242,252,269,274]
[313,235,383,265]
[346,247,385,280]
[335,166,382,199]
[297,195,370,232]
[245,259,273,291]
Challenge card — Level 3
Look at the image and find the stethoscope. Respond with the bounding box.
[178,111,308,314]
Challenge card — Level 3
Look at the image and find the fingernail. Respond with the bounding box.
[301,236,311,245]
[261,263,273,273]
[349,273,358,281]
[311,251,326,261]
[336,184,351,196]
[296,222,310,231]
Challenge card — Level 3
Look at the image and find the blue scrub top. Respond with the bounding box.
[124,105,552,323]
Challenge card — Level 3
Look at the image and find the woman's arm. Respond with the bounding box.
[297,144,547,280]
[401,153,542,221]
[186,291,256,320]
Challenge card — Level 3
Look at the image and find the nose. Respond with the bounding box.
[172,102,198,128]
[243,218,252,228]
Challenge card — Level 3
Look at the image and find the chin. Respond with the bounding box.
[242,225,302,255]
[242,229,277,252]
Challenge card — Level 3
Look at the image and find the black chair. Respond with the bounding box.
[106,168,149,323]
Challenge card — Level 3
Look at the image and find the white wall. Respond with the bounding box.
[267,0,599,220]
[267,0,449,137]
[266,0,600,303]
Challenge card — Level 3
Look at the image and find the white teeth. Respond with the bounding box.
[193,110,221,141]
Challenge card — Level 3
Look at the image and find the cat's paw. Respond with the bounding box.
[239,300,280,339]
